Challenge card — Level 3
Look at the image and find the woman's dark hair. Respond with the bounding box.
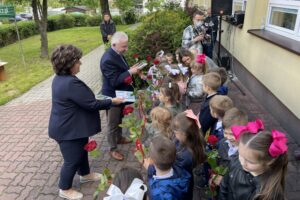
[51,45,82,75]
[172,112,206,166]
[240,131,288,200]
[113,167,146,200]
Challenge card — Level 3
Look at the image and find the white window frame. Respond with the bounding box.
[232,0,247,15]
[266,0,300,41]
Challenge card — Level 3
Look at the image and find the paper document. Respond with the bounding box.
[116,90,135,102]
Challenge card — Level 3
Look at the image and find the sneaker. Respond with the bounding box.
[59,189,83,200]
[80,172,101,183]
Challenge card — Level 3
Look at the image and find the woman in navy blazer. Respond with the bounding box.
[48,45,123,200]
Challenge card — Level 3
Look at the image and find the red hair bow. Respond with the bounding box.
[269,130,288,157]
[195,54,206,64]
[231,119,264,140]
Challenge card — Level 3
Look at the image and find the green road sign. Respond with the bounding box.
[0,5,15,18]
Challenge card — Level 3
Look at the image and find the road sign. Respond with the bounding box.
[0,5,15,18]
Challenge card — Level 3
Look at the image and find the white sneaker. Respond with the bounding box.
[80,172,101,183]
[59,189,83,200]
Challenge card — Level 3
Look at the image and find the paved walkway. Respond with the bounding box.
[0,46,300,199]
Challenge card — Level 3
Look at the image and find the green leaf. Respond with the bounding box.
[89,149,100,158]
[134,150,144,162]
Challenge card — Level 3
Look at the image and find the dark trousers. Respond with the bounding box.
[107,106,123,151]
[102,36,109,43]
[58,138,90,190]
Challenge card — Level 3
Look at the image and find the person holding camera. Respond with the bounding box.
[182,10,206,54]
[203,8,219,59]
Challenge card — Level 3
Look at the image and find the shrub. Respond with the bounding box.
[112,15,123,25]
[47,14,75,31]
[125,10,190,65]
[122,9,138,24]
[70,13,88,27]
[0,21,38,47]
[56,14,75,29]
[18,21,38,39]
[86,15,101,26]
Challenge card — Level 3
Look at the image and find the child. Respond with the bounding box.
[209,95,234,141]
[187,54,208,115]
[143,136,191,200]
[104,167,147,200]
[172,110,206,173]
[165,53,174,64]
[143,106,173,147]
[218,107,248,166]
[219,128,288,200]
[172,110,207,200]
[208,67,228,95]
[158,82,182,117]
[199,72,221,135]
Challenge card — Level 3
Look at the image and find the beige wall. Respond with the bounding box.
[193,0,300,118]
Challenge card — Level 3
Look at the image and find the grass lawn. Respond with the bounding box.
[0,25,130,105]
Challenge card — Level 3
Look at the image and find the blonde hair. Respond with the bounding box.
[209,95,234,118]
[222,107,248,129]
[203,72,221,91]
[190,61,208,75]
[150,107,173,139]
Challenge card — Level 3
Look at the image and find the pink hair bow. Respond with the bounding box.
[184,109,201,129]
[269,130,288,157]
[231,119,264,140]
[195,54,206,64]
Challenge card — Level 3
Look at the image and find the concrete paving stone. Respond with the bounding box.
[0,193,19,200]
[4,185,24,194]
[16,186,34,200]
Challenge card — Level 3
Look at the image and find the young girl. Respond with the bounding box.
[187,54,208,114]
[219,129,288,200]
[172,110,207,200]
[158,81,182,117]
[143,107,173,147]
[172,110,206,173]
[104,167,147,200]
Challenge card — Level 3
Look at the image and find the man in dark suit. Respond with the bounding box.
[100,32,140,161]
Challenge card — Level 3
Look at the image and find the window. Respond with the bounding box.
[266,0,300,41]
[232,0,247,14]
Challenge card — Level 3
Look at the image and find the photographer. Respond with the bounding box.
[182,10,207,54]
[203,8,219,58]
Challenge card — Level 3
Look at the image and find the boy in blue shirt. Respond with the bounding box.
[143,136,191,200]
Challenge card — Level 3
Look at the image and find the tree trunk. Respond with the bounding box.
[32,0,48,58]
[100,0,111,16]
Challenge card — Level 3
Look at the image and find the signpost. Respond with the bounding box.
[0,4,26,68]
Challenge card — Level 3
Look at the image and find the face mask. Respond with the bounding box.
[194,21,203,28]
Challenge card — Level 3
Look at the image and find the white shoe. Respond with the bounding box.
[59,189,83,200]
[80,172,101,183]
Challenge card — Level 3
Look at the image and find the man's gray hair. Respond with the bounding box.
[111,32,128,46]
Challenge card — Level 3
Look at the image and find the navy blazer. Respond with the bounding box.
[199,93,218,135]
[48,75,112,141]
[100,47,133,97]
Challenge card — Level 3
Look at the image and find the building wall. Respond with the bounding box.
[220,0,300,118]
[192,0,300,142]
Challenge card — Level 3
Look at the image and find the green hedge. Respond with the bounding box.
[0,21,38,47]
[0,12,139,48]
[85,15,101,26]
[47,14,76,31]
